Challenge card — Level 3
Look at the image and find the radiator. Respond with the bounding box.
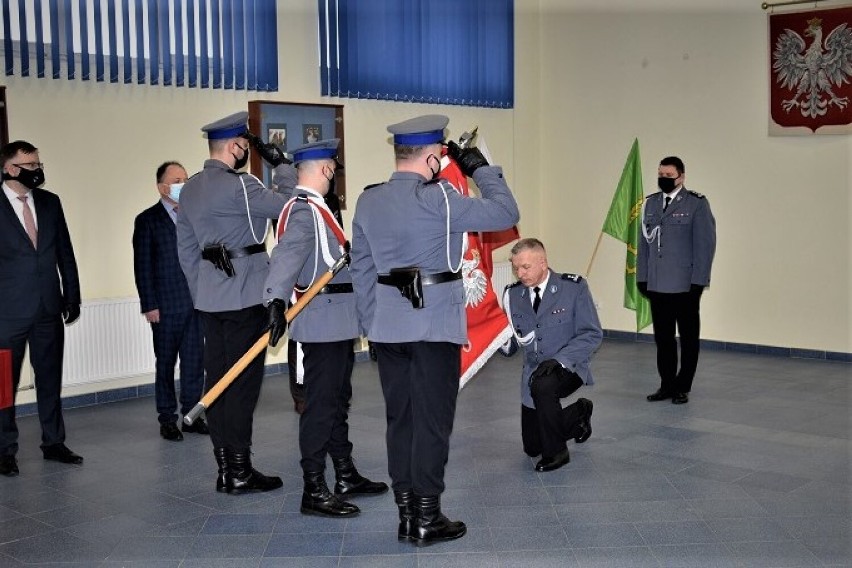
[490,261,515,307]
[63,298,155,386]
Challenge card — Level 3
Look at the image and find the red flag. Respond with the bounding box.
[440,150,517,387]
[0,349,12,410]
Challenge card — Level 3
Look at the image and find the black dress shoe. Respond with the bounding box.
[160,422,184,441]
[42,444,83,464]
[575,398,593,444]
[535,448,570,472]
[672,392,689,404]
[182,417,209,435]
[0,456,19,477]
[646,389,673,402]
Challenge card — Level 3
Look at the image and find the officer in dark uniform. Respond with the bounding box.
[637,156,716,405]
[504,238,602,472]
[176,111,296,494]
[350,115,520,546]
[264,139,388,518]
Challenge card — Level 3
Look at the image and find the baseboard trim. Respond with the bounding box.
[603,329,852,363]
[15,349,374,418]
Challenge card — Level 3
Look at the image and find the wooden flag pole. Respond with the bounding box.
[183,254,349,426]
[585,232,605,278]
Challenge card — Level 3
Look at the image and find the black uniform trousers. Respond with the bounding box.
[299,339,354,473]
[199,305,267,451]
[648,290,702,394]
[152,309,204,424]
[522,368,584,459]
[0,304,66,456]
[375,341,460,496]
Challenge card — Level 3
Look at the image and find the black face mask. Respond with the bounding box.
[658,176,678,194]
[4,167,45,190]
[232,147,249,171]
[426,154,440,180]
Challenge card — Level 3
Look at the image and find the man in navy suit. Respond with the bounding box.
[133,162,207,441]
[0,140,83,477]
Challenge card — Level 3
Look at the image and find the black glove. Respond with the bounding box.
[689,284,704,297]
[63,303,81,325]
[446,141,489,178]
[245,133,292,167]
[267,299,288,347]
[528,359,562,387]
[637,281,648,297]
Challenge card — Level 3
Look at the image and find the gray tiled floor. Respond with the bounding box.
[0,339,849,567]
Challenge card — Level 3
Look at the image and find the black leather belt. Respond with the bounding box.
[296,283,353,295]
[377,270,461,287]
[201,243,266,261]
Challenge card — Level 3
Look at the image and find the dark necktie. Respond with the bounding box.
[532,286,541,313]
[663,196,671,211]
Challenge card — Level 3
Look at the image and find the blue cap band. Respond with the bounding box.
[293,148,338,162]
[393,130,444,145]
[207,125,247,140]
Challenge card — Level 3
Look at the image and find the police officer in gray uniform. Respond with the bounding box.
[176,111,296,494]
[637,156,716,405]
[504,238,602,472]
[264,139,388,518]
[350,115,520,546]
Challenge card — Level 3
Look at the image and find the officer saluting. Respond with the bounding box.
[350,115,520,546]
[264,139,388,519]
[176,111,296,494]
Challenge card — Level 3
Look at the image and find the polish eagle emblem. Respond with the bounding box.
[462,249,488,307]
[772,17,852,118]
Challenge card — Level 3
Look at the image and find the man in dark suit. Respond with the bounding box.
[133,162,207,441]
[0,140,83,477]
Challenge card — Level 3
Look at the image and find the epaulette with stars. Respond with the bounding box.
[687,190,705,199]
[561,273,583,282]
[645,191,661,200]
[505,281,522,290]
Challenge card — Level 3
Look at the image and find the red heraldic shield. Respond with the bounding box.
[440,151,517,388]
[770,6,852,133]
[0,349,12,410]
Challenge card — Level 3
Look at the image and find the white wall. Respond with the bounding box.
[4,0,850,400]
[530,0,850,353]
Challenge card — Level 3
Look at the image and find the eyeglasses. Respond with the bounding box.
[12,161,44,170]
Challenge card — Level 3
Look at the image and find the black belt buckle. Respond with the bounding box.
[389,267,424,309]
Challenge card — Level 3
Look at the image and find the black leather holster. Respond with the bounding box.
[378,268,424,309]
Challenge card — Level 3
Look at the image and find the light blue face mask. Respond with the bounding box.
[168,183,184,202]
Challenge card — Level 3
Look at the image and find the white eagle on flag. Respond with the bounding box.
[772,17,852,118]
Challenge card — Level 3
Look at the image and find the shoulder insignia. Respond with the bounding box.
[687,190,705,199]
[561,273,583,282]
[645,191,661,200]
[363,182,382,191]
[505,281,522,290]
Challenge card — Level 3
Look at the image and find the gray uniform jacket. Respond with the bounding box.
[350,167,519,344]
[263,187,358,343]
[637,188,716,293]
[177,160,296,312]
[505,271,603,408]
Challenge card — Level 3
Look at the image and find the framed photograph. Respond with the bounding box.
[303,124,322,144]
[267,123,287,150]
